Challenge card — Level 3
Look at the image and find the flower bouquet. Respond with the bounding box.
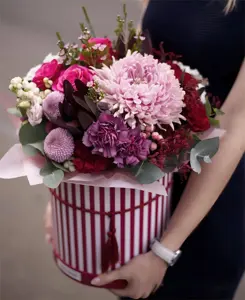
[0,5,224,289]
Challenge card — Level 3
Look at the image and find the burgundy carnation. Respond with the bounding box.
[73,141,113,173]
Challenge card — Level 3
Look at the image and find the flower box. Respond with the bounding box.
[50,174,172,289]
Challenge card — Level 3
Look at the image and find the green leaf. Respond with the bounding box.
[40,161,56,177]
[19,122,47,145]
[7,107,22,117]
[195,137,219,159]
[190,137,219,174]
[214,108,225,116]
[162,155,178,173]
[208,117,220,127]
[205,99,212,117]
[43,169,64,189]
[22,145,40,157]
[130,161,165,184]
[52,161,68,172]
[29,141,44,154]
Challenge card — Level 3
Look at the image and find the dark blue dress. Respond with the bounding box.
[124,1,245,299]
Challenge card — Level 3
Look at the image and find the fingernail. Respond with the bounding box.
[91,277,101,285]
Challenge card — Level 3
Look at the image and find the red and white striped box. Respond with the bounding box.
[50,174,172,289]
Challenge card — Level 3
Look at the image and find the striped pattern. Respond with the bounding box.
[51,174,172,287]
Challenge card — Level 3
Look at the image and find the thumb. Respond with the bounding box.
[91,269,125,286]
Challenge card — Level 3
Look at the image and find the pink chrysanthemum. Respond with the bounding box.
[93,51,186,129]
[44,128,74,163]
[42,91,64,119]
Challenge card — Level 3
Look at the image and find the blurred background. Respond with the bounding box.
[0,1,244,299]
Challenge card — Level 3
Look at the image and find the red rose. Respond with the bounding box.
[33,59,63,90]
[168,62,199,87]
[52,64,93,92]
[73,141,113,173]
[183,89,210,132]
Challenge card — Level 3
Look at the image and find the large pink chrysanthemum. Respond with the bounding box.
[92,51,185,129]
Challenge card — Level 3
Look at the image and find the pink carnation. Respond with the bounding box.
[33,59,63,90]
[93,52,186,128]
[44,128,74,163]
[53,64,93,92]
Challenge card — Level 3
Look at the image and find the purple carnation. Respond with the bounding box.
[42,91,64,119]
[83,113,128,158]
[44,128,74,163]
[115,128,151,168]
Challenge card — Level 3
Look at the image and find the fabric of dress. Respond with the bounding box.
[122,0,245,299]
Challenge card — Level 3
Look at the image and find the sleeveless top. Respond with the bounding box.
[141,1,245,299]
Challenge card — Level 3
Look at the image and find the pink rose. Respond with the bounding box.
[33,59,63,90]
[52,64,93,92]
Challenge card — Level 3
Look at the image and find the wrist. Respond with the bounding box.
[149,250,168,269]
[160,231,185,252]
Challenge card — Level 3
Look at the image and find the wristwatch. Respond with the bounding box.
[150,239,182,267]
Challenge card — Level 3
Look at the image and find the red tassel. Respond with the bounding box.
[101,214,119,273]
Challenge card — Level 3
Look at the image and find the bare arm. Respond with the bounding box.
[162,59,245,250]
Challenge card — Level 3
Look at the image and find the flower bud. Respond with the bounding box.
[16,83,22,90]
[9,84,13,91]
[44,89,51,96]
[152,132,159,140]
[150,142,158,151]
[17,90,24,97]
[64,161,69,169]
[18,101,31,109]
[69,165,76,172]
[43,77,49,83]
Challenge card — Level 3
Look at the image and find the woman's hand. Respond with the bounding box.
[91,251,168,299]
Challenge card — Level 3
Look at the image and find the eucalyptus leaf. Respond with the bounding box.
[190,149,202,174]
[190,137,219,174]
[7,107,22,117]
[19,122,47,145]
[22,145,40,157]
[203,156,212,163]
[130,161,165,184]
[29,141,44,154]
[52,161,68,172]
[162,156,178,173]
[194,137,219,159]
[40,161,57,176]
[43,169,64,188]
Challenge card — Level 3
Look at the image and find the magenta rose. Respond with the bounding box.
[33,59,63,90]
[53,64,93,92]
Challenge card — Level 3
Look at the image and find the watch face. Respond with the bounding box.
[170,250,182,266]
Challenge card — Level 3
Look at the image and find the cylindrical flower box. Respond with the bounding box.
[49,174,172,289]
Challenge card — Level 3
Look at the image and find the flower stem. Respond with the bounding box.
[82,6,96,37]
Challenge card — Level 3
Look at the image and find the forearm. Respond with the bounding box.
[161,60,245,251]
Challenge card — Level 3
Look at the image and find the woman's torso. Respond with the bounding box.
[141,1,245,298]
[143,0,244,101]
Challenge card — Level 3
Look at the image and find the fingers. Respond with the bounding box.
[91,269,126,286]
